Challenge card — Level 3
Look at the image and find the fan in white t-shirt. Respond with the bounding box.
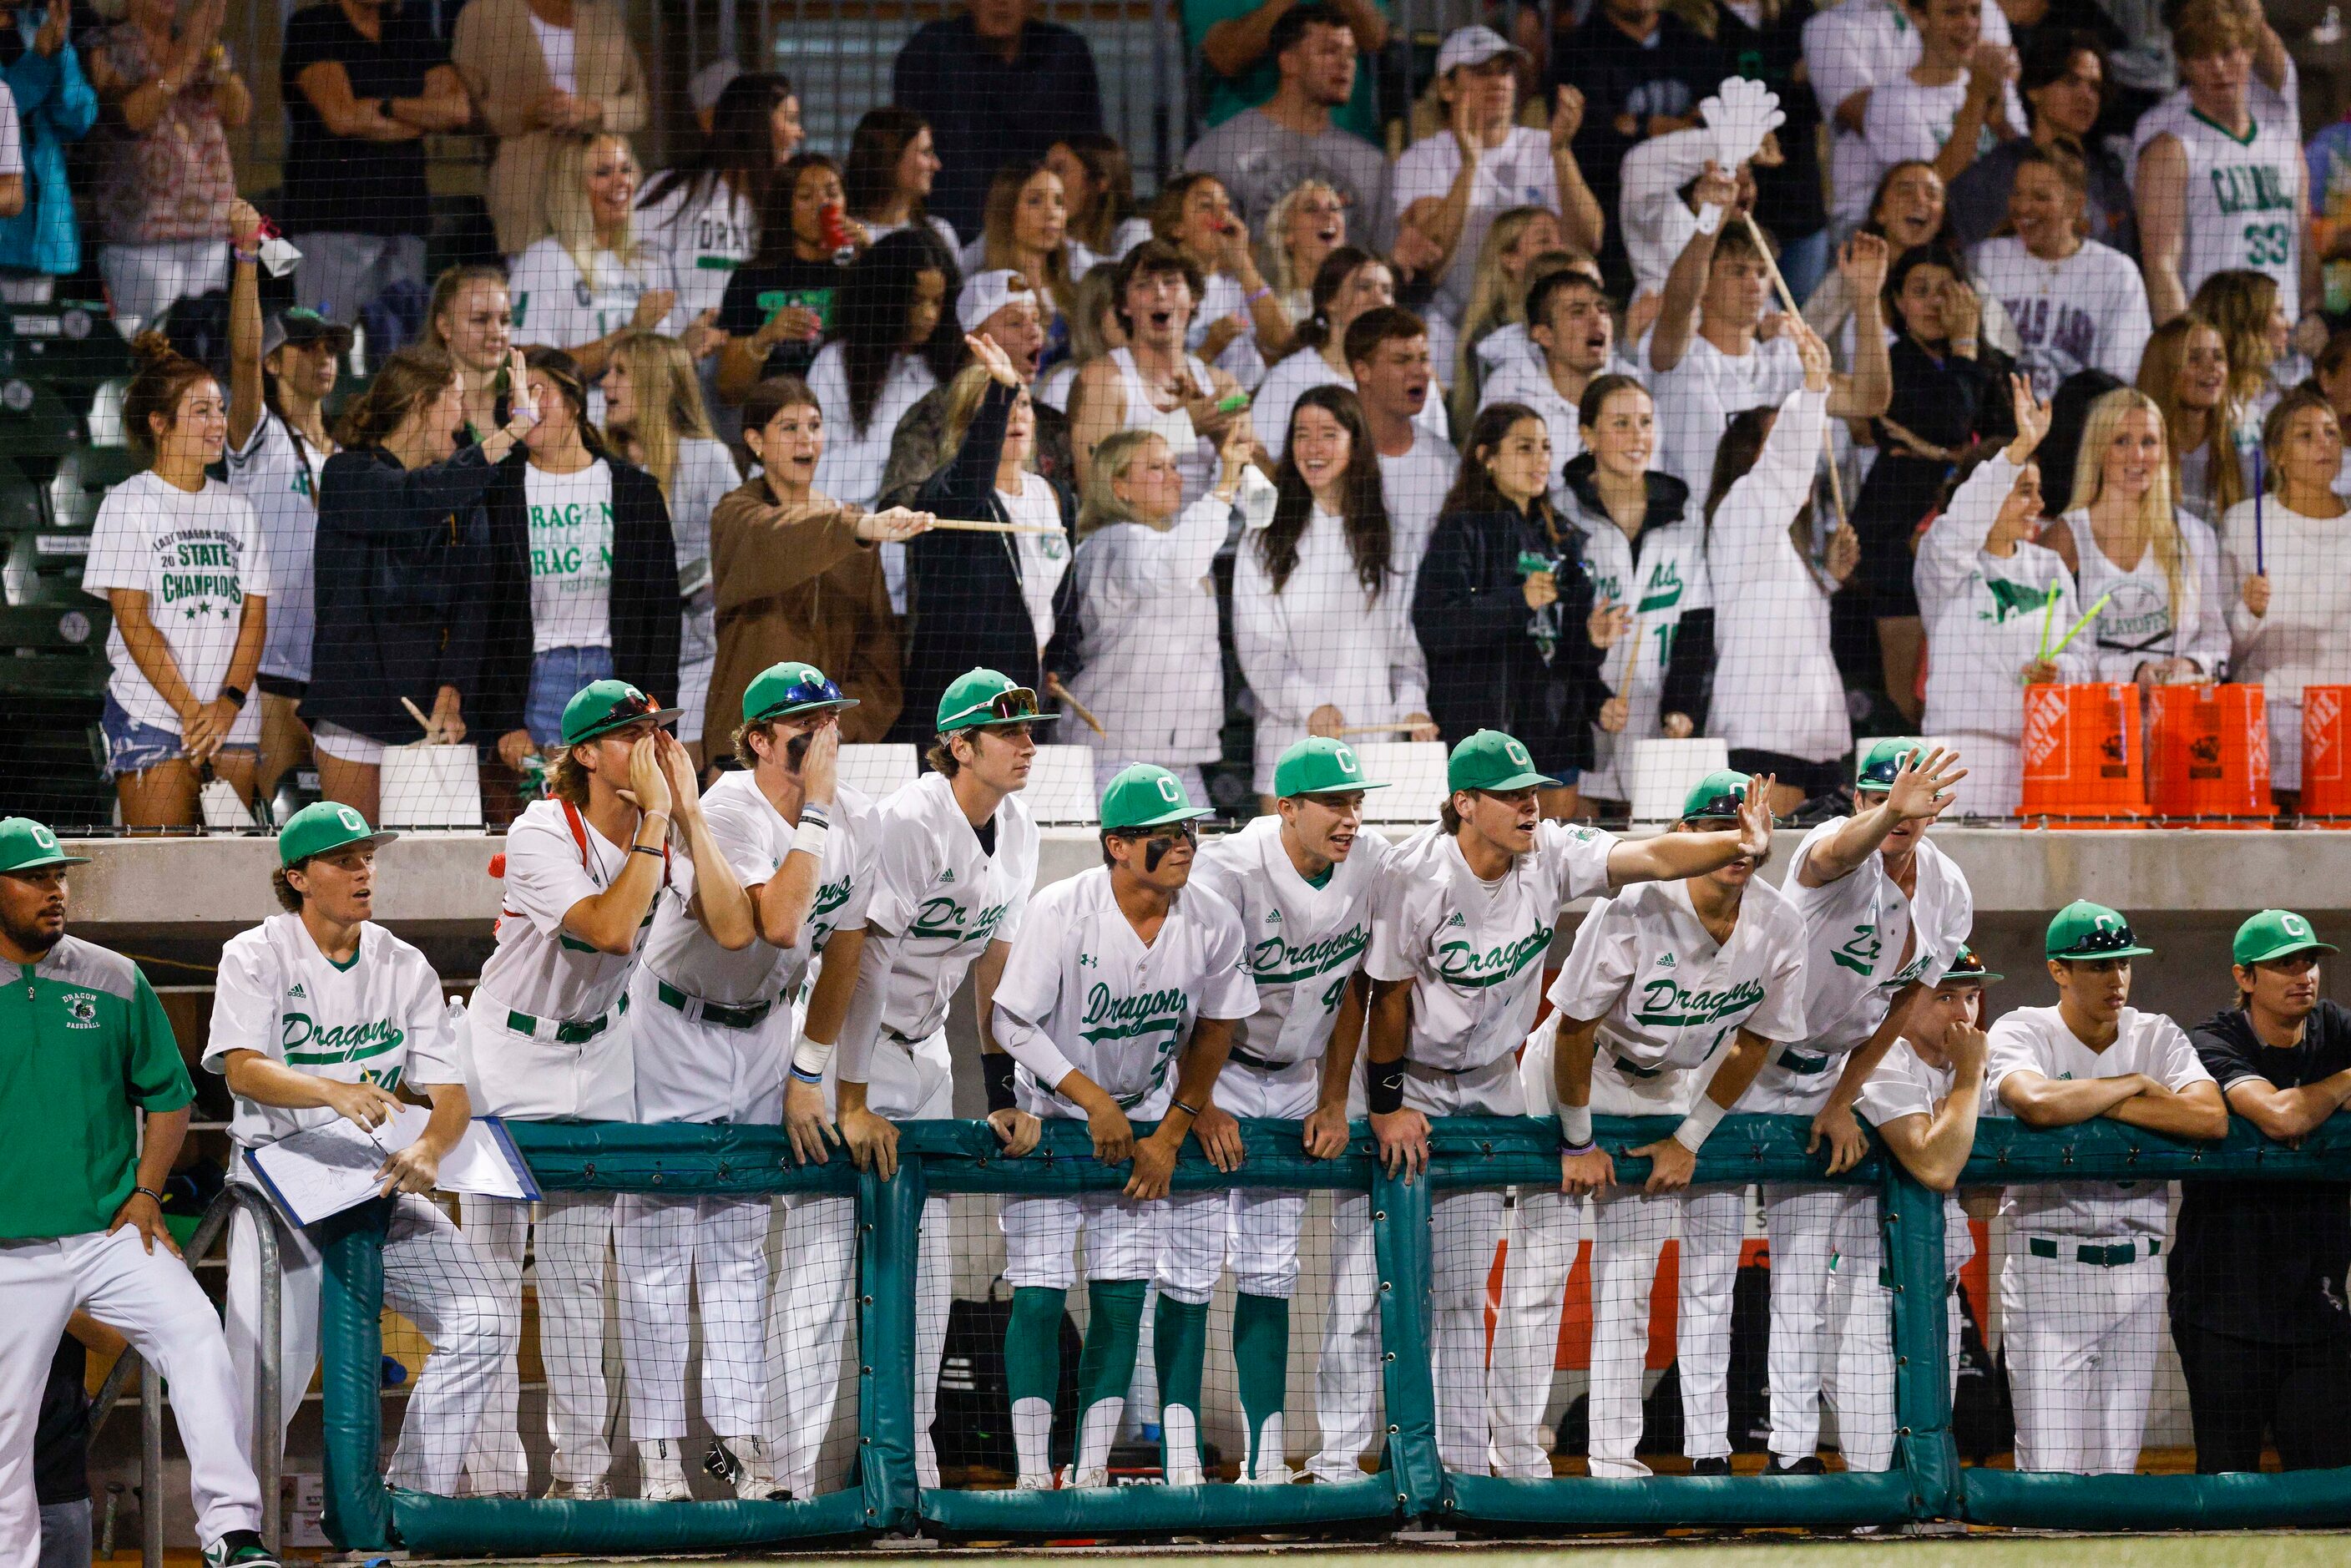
[1968,147,2151,402]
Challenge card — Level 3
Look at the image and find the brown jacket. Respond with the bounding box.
[452,0,648,256]
[704,478,902,758]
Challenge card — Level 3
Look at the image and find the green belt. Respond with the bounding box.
[1777,1047,1833,1075]
[2028,1236,2158,1267]
[504,990,628,1045]
[655,979,773,1031]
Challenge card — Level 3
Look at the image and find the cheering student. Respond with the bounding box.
[1916,377,2088,817]
[1149,169,1294,387]
[1249,246,1411,460]
[1067,240,1250,505]
[1479,267,1648,508]
[637,73,803,340]
[422,264,517,438]
[1966,141,2151,402]
[2136,313,2243,527]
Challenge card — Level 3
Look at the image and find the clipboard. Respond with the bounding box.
[244,1107,542,1228]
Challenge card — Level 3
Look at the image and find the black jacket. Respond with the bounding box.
[307,443,495,745]
[1559,454,1717,732]
[1412,499,1606,773]
[474,451,682,744]
[895,379,1080,742]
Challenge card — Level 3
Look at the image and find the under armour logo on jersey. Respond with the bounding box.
[288,983,306,999]
[1079,953,1098,968]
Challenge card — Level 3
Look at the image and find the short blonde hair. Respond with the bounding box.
[546,132,645,290]
[1076,428,1165,539]
[942,362,1035,474]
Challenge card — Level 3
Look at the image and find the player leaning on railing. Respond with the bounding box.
[206,804,504,1500]
[1360,731,1772,1475]
[989,765,1257,1491]
[1495,769,1805,1480]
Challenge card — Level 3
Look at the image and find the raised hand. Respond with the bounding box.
[1550,85,1585,150]
[1737,773,1776,858]
[2006,374,2051,461]
[630,290,676,332]
[228,199,263,251]
[1838,231,1890,300]
[1884,745,1966,824]
[625,732,674,822]
[967,331,1022,387]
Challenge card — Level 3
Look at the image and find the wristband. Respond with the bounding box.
[1367,1061,1406,1115]
[631,843,664,859]
[1694,201,1726,236]
[1672,1096,1728,1152]
[1170,1098,1201,1119]
[800,800,831,829]
[133,1186,165,1206]
[1557,1103,1593,1149]
[1245,285,1272,306]
[232,247,260,266]
[790,1036,834,1080]
[790,817,829,862]
[983,1051,1019,1113]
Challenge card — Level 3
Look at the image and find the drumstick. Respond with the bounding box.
[1337,722,1423,736]
[1046,675,1108,737]
[400,695,434,735]
[1742,210,1848,530]
[2046,592,2114,660]
[928,518,1064,535]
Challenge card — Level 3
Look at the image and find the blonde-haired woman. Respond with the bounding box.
[963,161,1090,336]
[603,331,741,761]
[1263,177,1348,322]
[1448,205,1562,427]
[2042,387,2227,687]
[2136,312,2243,527]
[1064,424,1247,797]
[2220,386,2351,800]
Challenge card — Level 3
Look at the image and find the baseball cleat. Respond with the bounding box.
[542,1476,611,1500]
[201,1530,281,1568]
[637,1439,693,1501]
[706,1435,792,1501]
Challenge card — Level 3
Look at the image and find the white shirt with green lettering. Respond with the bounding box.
[992,867,1258,1117]
[1366,820,1617,1074]
[205,913,464,1156]
[1780,820,1973,1055]
[83,472,271,738]
[524,459,615,652]
[1188,814,1387,1068]
[1547,875,1808,1078]
[2135,97,2304,314]
[1569,497,1713,803]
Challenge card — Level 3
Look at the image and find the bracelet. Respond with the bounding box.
[1367,1061,1406,1115]
[791,1036,834,1080]
[631,843,664,859]
[1170,1097,1201,1119]
[232,247,260,266]
[800,800,832,829]
[1244,285,1272,306]
[1557,1103,1593,1149]
[1672,1096,1728,1153]
[790,817,830,862]
[133,1186,165,1206]
[983,1051,1019,1112]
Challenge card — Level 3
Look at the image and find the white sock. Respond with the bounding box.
[1251,1411,1287,1479]
[1012,1396,1054,1477]
[1162,1403,1200,1474]
[1075,1396,1125,1470]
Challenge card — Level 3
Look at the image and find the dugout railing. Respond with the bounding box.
[309,1113,2351,1553]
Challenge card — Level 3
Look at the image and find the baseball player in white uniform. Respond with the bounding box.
[990,764,1257,1489]
[461,680,753,1500]
[0,820,279,1568]
[208,804,507,1497]
[1496,771,1805,1479]
[1830,945,1998,1472]
[616,663,867,1501]
[1760,739,1973,1473]
[830,668,1059,1490]
[1985,902,2227,1473]
[1363,731,1772,1474]
[1181,737,1388,1485]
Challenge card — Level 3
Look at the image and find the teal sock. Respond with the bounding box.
[1153,1292,1211,1467]
[1232,1292,1291,1473]
[1076,1278,1149,1412]
[1005,1286,1065,1408]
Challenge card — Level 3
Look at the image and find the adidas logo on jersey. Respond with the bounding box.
[1444,912,1466,928]
[1656,954,1675,969]
[1265,909,1282,923]
[288,983,306,998]
[939,868,956,883]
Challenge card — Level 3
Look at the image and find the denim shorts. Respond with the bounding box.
[101,693,257,778]
[524,645,616,746]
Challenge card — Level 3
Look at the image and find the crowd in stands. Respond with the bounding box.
[9,0,2351,828]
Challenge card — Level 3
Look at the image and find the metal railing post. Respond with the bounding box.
[225,1187,286,1557]
[140,1360,164,1568]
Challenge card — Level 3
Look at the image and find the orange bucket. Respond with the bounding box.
[2303,686,2351,817]
[2019,683,2150,823]
[2148,684,2273,822]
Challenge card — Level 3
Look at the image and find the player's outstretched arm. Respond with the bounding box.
[1811,982,1919,1175]
[1873,1025,1986,1193]
[1796,748,1966,888]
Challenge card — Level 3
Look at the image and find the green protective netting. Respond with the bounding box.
[313,1111,2351,1550]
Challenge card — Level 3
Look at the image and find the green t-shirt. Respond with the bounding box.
[1186,0,1387,144]
[0,936,193,1241]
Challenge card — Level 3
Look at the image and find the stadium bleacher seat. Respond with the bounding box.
[0,458,44,536]
[0,379,82,484]
[87,377,130,448]
[1,301,132,402]
[47,444,139,534]
[1024,745,1097,826]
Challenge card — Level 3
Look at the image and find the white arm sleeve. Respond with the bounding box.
[834,926,894,1085]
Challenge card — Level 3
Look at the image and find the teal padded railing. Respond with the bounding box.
[312,1112,2351,1553]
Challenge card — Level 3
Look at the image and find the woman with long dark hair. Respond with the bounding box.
[808,228,962,512]
[842,106,956,250]
[1235,386,1433,810]
[478,347,682,781]
[1413,401,1625,821]
[1247,245,1403,460]
[715,152,867,400]
[638,73,801,334]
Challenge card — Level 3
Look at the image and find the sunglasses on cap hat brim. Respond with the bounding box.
[577,691,683,741]
[2060,926,2147,958]
[754,674,858,721]
[948,686,1062,729]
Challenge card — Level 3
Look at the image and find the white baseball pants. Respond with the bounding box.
[2001,1235,2166,1474]
[1306,1190,1383,1482]
[1584,1185,1745,1474]
[1488,1186,1583,1477]
[225,1190,513,1494]
[1158,1055,1320,1307]
[1761,1181,1848,1464]
[614,1194,771,1443]
[460,1193,616,1493]
[0,1229,263,1568]
[1823,1186,1973,1471]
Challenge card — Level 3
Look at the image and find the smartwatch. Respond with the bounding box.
[220,685,247,711]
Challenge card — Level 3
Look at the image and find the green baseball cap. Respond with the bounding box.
[1856,737,1924,792]
[1274,737,1389,799]
[278,801,399,868]
[1941,945,2004,985]
[936,667,1060,734]
[559,679,682,748]
[2232,909,2339,968]
[1447,730,1557,794]
[2045,899,2155,960]
[1100,764,1214,832]
[743,661,859,725]
[1680,769,1752,822]
[0,817,89,874]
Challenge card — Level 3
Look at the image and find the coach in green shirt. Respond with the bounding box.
[0,818,278,1568]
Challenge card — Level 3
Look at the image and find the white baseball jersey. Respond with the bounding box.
[1782,819,1973,1055]
[2142,104,2304,313]
[1547,875,1808,1077]
[1984,1004,2216,1240]
[205,913,464,1153]
[992,867,1258,1116]
[1366,819,1617,1074]
[1967,238,2153,403]
[1854,1036,1978,1277]
[1188,815,1387,1068]
[859,771,1039,1043]
[478,797,682,1020]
